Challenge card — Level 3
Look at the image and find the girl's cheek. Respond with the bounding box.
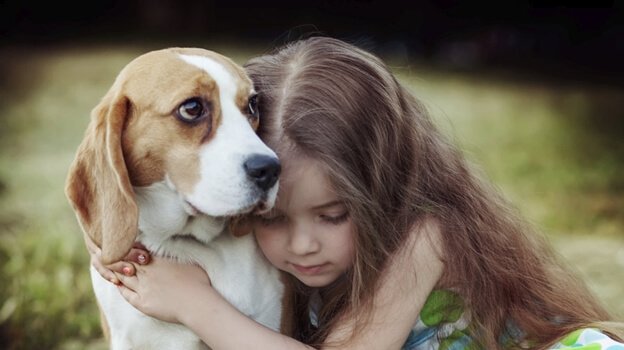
[254,230,282,260]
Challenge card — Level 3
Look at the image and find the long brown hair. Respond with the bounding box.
[244,36,622,349]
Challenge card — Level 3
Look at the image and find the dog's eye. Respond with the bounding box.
[247,94,259,121]
[177,98,207,122]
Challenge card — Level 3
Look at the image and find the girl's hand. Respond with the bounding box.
[84,233,150,284]
[115,257,212,324]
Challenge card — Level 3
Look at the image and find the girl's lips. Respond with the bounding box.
[291,263,328,275]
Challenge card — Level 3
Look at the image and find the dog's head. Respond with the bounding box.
[65,48,280,264]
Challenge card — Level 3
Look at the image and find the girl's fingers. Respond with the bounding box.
[83,230,149,286]
[115,271,139,290]
[106,261,137,276]
[101,248,148,277]
[125,247,150,265]
[91,253,119,285]
[117,284,139,307]
[83,232,125,283]
[91,253,135,283]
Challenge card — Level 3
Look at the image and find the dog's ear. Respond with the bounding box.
[65,89,138,264]
[228,215,254,237]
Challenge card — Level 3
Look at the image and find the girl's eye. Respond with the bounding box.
[177,98,209,123]
[320,212,349,225]
[247,94,259,122]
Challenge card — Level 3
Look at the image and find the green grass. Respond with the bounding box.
[397,67,624,235]
[0,43,622,349]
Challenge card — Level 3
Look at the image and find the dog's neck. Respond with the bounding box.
[133,181,226,253]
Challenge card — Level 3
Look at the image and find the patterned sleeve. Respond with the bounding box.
[551,328,624,350]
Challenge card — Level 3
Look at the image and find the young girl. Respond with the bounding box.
[93,37,623,349]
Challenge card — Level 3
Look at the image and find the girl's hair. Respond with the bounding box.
[244,36,622,349]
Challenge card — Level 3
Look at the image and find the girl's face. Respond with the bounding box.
[253,156,355,288]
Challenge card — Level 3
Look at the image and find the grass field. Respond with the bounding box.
[0,42,622,349]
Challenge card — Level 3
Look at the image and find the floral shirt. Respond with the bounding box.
[402,290,623,350]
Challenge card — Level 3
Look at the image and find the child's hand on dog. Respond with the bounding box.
[115,256,212,324]
[84,233,151,285]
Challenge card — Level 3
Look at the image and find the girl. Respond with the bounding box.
[93,37,624,349]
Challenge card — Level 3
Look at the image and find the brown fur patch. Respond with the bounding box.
[118,48,254,193]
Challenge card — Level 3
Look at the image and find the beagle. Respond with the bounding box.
[65,48,283,349]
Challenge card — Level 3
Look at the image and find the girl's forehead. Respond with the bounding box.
[276,157,339,212]
[279,153,320,183]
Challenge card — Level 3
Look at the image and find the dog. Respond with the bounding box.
[65,48,284,349]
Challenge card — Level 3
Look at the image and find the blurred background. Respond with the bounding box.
[1,1,623,349]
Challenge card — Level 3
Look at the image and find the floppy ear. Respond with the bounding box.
[65,89,138,264]
[227,215,254,237]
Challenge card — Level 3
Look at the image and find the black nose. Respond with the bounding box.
[244,154,281,191]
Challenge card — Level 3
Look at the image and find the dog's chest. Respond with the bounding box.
[95,183,283,348]
[94,228,282,349]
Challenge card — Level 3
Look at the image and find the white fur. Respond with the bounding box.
[93,55,283,349]
[93,182,283,350]
[179,54,279,216]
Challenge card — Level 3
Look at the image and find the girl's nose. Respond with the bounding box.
[288,224,320,256]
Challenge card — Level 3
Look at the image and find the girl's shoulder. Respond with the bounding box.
[550,328,624,349]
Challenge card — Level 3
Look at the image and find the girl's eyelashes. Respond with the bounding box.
[256,210,349,226]
[320,212,349,225]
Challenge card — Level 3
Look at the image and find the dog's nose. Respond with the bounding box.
[244,155,281,191]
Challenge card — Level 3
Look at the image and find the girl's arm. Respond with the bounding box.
[116,258,313,349]
[182,285,315,349]
[325,219,445,349]
[115,219,443,349]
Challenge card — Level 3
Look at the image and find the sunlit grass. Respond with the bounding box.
[398,68,624,236]
[0,43,622,349]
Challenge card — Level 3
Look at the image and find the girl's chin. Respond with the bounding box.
[292,272,338,288]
